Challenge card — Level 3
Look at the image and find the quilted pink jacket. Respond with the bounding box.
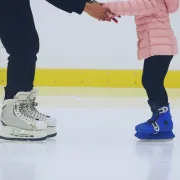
[103,0,179,60]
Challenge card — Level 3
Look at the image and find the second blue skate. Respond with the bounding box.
[135,102,175,140]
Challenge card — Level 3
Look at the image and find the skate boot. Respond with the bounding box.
[26,89,57,138]
[135,100,156,132]
[0,92,47,141]
[135,103,175,140]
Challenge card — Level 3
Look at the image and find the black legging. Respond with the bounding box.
[0,0,39,99]
[142,55,173,106]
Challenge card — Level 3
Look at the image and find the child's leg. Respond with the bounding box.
[142,55,173,106]
[135,55,175,140]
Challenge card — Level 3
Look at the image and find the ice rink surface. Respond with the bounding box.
[0,87,179,180]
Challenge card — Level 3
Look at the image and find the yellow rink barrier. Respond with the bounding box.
[0,68,180,88]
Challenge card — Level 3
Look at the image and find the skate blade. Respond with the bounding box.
[135,131,175,141]
[47,133,57,138]
[0,125,47,141]
[0,135,47,141]
[136,139,174,142]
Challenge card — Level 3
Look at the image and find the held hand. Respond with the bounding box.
[100,3,121,23]
[84,2,108,21]
[106,13,121,23]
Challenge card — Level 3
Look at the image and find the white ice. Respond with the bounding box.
[0,88,179,180]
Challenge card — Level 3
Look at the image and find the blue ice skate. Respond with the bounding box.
[135,102,175,140]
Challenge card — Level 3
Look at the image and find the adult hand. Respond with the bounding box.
[84,2,108,21]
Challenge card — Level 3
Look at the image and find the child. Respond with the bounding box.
[103,0,179,140]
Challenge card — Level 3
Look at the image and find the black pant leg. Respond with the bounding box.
[0,0,39,99]
[142,55,173,106]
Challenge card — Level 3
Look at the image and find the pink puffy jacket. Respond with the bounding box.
[103,0,179,60]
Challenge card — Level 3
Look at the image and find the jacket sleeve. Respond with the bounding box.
[46,0,86,14]
[103,0,160,16]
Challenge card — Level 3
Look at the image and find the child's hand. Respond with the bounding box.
[100,3,121,23]
[106,9,121,23]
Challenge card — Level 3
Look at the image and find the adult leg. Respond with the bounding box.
[0,0,57,139]
[0,0,48,141]
[0,0,39,99]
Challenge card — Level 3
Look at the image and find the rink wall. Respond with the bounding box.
[0,68,180,88]
[0,0,180,87]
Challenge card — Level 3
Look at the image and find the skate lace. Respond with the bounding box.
[145,106,169,133]
[15,101,35,123]
[146,107,167,132]
[27,101,47,120]
[146,118,160,132]
[159,107,168,114]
